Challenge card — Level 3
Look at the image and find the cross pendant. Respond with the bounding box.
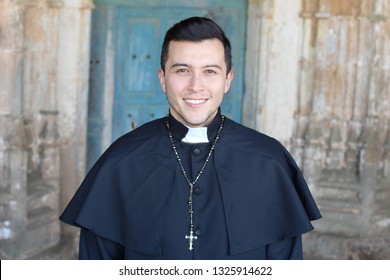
[185,229,198,250]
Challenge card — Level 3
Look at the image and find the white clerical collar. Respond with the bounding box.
[181,126,209,143]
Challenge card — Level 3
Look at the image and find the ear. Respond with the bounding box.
[224,70,234,94]
[158,68,166,93]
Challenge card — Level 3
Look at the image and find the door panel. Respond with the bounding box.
[124,19,158,93]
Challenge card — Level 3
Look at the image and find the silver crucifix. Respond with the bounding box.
[185,229,198,250]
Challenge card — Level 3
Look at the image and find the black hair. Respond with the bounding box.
[160,17,232,75]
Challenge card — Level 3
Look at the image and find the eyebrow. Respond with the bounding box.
[171,63,223,70]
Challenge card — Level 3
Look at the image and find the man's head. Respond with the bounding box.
[158,17,234,128]
[160,17,232,75]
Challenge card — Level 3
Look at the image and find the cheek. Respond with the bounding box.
[166,77,188,94]
[209,80,228,95]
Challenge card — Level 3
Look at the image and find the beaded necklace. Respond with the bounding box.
[166,115,225,250]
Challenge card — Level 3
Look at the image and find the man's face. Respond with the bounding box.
[158,39,234,128]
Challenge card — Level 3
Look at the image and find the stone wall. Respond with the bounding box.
[243,0,390,259]
[0,0,92,259]
[0,0,62,259]
[298,0,390,259]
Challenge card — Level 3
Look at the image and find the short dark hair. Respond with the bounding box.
[160,17,232,75]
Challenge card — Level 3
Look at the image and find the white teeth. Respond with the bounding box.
[185,99,206,104]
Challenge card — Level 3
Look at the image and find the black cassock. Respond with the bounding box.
[60,112,321,259]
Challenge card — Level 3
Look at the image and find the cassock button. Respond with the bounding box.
[192,147,201,156]
[195,228,202,236]
[194,187,203,195]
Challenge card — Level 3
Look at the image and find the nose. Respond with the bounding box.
[188,72,203,92]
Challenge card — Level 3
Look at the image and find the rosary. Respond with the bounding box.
[166,115,225,250]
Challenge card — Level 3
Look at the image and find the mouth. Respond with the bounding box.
[184,98,208,106]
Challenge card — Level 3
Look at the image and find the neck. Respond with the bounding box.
[170,111,219,129]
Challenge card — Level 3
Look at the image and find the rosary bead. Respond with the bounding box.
[166,115,225,251]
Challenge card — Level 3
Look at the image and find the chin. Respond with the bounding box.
[184,116,211,127]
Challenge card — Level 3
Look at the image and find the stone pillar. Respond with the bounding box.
[0,0,93,259]
[56,0,94,238]
[0,0,28,259]
[243,0,303,147]
[243,0,273,132]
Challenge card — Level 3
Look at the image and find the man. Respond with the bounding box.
[60,17,321,259]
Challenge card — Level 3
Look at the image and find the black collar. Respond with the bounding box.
[167,109,223,142]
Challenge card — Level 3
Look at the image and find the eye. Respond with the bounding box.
[176,68,190,74]
[205,69,217,75]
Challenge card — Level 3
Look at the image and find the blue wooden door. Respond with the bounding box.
[87,0,247,168]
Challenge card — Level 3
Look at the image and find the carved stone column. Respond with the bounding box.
[243,0,303,147]
[0,0,93,259]
[298,0,390,259]
[0,0,29,259]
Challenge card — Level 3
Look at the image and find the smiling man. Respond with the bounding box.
[60,17,321,259]
[158,38,233,128]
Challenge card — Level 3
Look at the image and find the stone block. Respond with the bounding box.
[314,205,362,237]
[21,208,60,259]
[0,2,24,51]
[41,147,60,182]
[24,6,51,49]
[317,185,360,203]
[0,53,24,114]
[345,236,390,259]
[303,232,350,259]
[370,212,390,233]
[27,181,58,214]
[29,233,78,260]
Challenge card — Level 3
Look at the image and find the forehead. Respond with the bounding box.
[167,39,225,64]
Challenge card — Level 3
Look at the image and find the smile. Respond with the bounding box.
[184,99,207,105]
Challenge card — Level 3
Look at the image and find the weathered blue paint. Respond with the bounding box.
[87,1,247,169]
[87,6,109,170]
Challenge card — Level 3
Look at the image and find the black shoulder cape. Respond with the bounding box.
[60,117,321,256]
